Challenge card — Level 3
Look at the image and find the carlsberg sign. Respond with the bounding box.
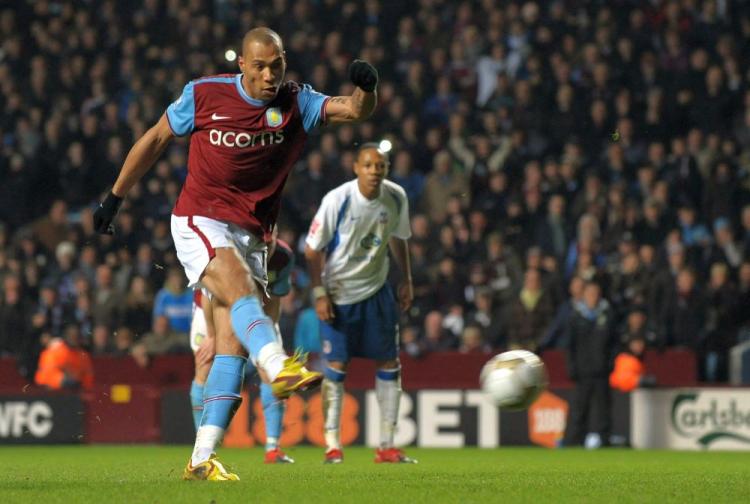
[632,389,750,450]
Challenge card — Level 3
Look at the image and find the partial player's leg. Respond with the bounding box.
[260,318,294,464]
[202,247,322,398]
[189,291,214,431]
[185,297,245,480]
[260,382,294,463]
[320,304,353,464]
[369,285,416,464]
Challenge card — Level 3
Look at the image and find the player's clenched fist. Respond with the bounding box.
[348,59,378,92]
[93,191,123,235]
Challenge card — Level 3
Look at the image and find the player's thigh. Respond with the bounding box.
[362,285,400,362]
[211,299,247,357]
[202,247,257,306]
[320,310,356,369]
[171,215,257,305]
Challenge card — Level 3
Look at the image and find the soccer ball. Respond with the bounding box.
[480,350,547,410]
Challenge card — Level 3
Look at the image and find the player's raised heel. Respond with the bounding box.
[324,448,344,464]
[264,448,295,464]
[182,454,240,481]
[374,448,417,464]
[271,350,323,399]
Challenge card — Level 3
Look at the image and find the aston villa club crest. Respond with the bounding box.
[266,107,283,127]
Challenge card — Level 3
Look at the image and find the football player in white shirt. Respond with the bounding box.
[305,142,415,464]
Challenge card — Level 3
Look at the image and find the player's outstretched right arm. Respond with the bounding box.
[93,114,175,234]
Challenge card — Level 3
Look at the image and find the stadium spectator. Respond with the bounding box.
[703,263,737,382]
[660,268,706,350]
[506,269,554,351]
[565,282,616,448]
[122,275,154,336]
[609,335,652,393]
[139,315,189,355]
[152,268,192,335]
[34,325,94,391]
[458,325,490,354]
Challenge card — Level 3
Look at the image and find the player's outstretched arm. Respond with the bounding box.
[325,60,378,124]
[93,113,175,234]
[388,237,413,312]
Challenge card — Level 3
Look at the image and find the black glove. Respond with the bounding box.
[93,191,123,235]
[348,59,378,92]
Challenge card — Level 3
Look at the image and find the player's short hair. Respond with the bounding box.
[242,27,284,53]
[356,142,388,161]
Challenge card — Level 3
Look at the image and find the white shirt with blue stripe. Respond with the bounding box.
[306,179,411,305]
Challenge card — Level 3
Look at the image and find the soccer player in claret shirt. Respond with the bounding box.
[189,233,296,464]
[305,143,416,464]
[92,27,378,480]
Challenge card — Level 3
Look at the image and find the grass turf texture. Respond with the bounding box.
[1,446,749,503]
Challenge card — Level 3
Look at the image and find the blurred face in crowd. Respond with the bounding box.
[582,282,601,309]
[354,147,389,199]
[424,311,444,341]
[461,327,483,351]
[627,311,646,332]
[629,338,646,357]
[676,269,695,294]
[710,263,728,289]
[238,30,286,101]
[740,263,750,287]
[523,269,542,292]
[569,276,584,300]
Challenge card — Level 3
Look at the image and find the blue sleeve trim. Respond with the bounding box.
[297,83,329,133]
[326,196,350,257]
[166,81,195,136]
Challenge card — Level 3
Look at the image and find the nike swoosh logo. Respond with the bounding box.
[211,113,231,120]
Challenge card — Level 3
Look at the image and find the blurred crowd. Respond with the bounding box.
[1,0,750,384]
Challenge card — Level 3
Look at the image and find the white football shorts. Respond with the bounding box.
[170,214,268,292]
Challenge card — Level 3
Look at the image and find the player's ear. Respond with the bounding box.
[237,56,245,72]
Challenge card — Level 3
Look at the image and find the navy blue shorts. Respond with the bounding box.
[320,283,399,363]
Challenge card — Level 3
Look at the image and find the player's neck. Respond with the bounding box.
[357,181,381,200]
[240,74,268,102]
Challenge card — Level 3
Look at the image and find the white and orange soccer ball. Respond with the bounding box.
[480,350,548,410]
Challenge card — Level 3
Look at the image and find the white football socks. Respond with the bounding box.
[258,341,287,381]
[376,370,401,449]
[322,378,344,450]
[191,425,225,465]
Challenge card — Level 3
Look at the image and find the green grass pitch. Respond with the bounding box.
[1,446,749,503]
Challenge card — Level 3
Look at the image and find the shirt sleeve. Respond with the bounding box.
[297,83,330,133]
[305,193,338,251]
[166,81,196,136]
[391,188,412,240]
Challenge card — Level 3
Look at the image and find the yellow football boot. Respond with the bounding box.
[182,454,240,481]
[271,350,323,399]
